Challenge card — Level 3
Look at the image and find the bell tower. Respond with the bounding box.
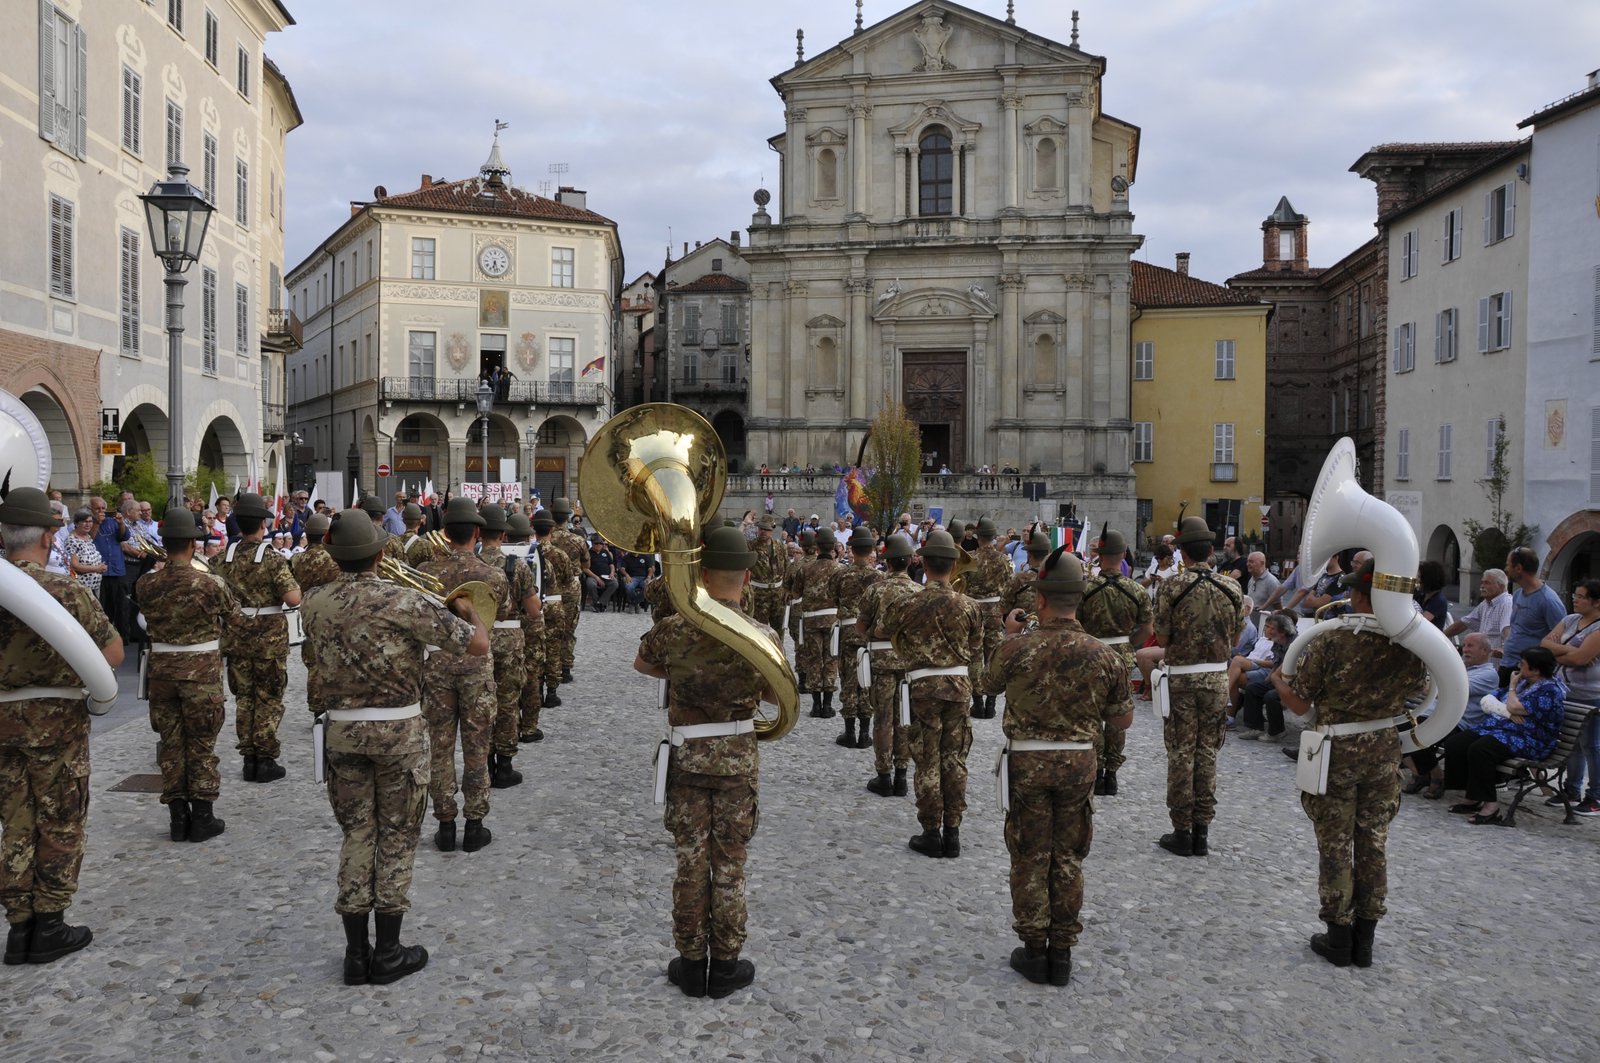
[1261,196,1308,272]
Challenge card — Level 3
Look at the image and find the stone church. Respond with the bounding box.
[745,1,1142,502]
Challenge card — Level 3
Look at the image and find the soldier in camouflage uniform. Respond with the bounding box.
[357,496,407,564]
[137,508,244,844]
[215,493,302,784]
[532,511,578,711]
[981,548,1133,986]
[0,488,123,965]
[881,530,983,858]
[633,526,771,999]
[479,505,537,787]
[417,497,506,852]
[291,512,340,595]
[856,533,920,797]
[798,527,842,718]
[1002,532,1053,626]
[548,498,588,682]
[505,514,548,743]
[1271,559,1426,969]
[400,504,444,568]
[644,572,673,621]
[303,507,488,985]
[1153,517,1245,858]
[784,530,815,663]
[830,526,882,748]
[965,518,1015,719]
[747,515,787,635]
[1077,530,1153,797]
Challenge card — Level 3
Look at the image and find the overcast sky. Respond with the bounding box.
[274,0,1600,286]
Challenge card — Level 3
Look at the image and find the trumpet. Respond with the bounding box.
[379,555,498,624]
[130,529,166,561]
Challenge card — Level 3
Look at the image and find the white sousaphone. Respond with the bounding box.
[1278,438,1467,752]
[0,389,119,714]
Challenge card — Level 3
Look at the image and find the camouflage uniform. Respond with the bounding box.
[382,532,407,565]
[857,572,920,775]
[136,564,243,805]
[884,582,983,831]
[512,544,548,740]
[962,542,1014,692]
[831,558,882,724]
[291,543,341,597]
[1290,627,1426,926]
[418,551,503,821]
[644,573,675,621]
[301,573,473,914]
[1152,563,1245,831]
[539,541,579,694]
[797,555,842,694]
[215,540,301,761]
[782,549,810,654]
[486,552,535,759]
[980,617,1131,948]
[1077,570,1152,775]
[549,527,588,674]
[402,532,445,569]
[0,561,116,926]
[747,535,788,634]
[637,610,772,962]
[1002,567,1041,626]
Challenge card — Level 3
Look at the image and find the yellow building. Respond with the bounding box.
[1130,258,1270,552]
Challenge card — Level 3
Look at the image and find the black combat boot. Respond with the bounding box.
[242,755,258,782]
[1093,771,1107,796]
[4,918,33,965]
[942,826,961,859]
[490,755,523,789]
[835,718,856,747]
[1190,823,1209,857]
[971,694,984,718]
[909,829,944,858]
[27,911,92,964]
[707,956,756,998]
[341,913,371,985]
[1310,922,1353,967]
[667,954,708,998]
[560,667,574,684]
[797,674,809,694]
[462,819,492,852]
[1048,945,1073,986]
[892,768,908,796]
[368,912,428,985]
[544,685,562,708]
[866,772,894,796]
[1009,945,1049,984]
[254,757,287,783]
[856,719,872,748]
[1351,918,1377,969]
[187,800,226,843]
[984,695,998,719]
[1157,829,1193,857]
[523,729,545,742]
[168,799,191,842]
[1101,770,1118,797]
[434,819,456,852]
[809,691,824,718]
[819,692,836,719]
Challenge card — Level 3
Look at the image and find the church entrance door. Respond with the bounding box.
[902,351,966,472]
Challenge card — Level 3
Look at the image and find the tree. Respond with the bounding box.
[1461,412,1537,575]
[861,402,922,535]
[85,454,174,518]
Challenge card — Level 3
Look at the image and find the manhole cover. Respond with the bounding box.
[107,774,164,793]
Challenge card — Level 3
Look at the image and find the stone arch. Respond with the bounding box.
[20,386,81,491]
[534,414,586,448]
[1426,523,1462,588]
[197,415,249,481]
[532,415,587,503]
[119,402,171,472]
[1545,511,1600,590]
[393,412,450,494]
[9,357,99,489]
[1031,333,1056,386]
[712,410,747,472]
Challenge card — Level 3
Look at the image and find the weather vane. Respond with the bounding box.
[494,118,508,136]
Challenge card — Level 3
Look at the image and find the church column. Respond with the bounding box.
[1067,89,1093,206]
[785,280,808,458]
[846,273,871,421]
[1066,273,1090,420]
[893,144,907,220]
[785,108,807,221]
[1002,90,1023,212]
[999,273,1025,420]
[848,101,870,218]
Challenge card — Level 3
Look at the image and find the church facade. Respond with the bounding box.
[744,1,1141,515]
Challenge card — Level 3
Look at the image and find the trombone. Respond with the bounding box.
[379,555,497,623]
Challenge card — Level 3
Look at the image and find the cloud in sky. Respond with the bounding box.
[273,0,1600,285]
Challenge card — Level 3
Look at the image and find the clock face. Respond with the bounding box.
[479,245,510,277]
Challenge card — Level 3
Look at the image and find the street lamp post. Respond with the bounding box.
[524,424,538,506]
[476,380,494,501]
[139,165,214,516]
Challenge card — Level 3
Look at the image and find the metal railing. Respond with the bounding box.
[675,378,748,397]
[379,377,604,408]
[261,401,285,439]
[264,307,303,349]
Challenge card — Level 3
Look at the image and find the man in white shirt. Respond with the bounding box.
[1444,569,1512,651]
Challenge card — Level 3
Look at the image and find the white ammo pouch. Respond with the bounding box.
[900,666,967,726]
[1297,717,1396,796]
[313,713,327,784]
[1154,662,1227,720]
[285,607,306,646]
[783,598,800,631]
[864,641,892,690]
[653,718,756,805]
[995,737,1093,813]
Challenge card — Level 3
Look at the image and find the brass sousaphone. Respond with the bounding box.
[580,404,799,741]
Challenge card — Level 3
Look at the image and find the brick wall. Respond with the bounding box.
[0,328,103,491]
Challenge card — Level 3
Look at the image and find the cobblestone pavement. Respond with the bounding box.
[6,609,1597,1062]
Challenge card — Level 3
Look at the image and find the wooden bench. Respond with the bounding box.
[1498,701,1595,826]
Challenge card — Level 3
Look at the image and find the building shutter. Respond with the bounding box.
[1501,291,1513,348]
[1434,312,1443,363]
[37,0,57,144]
[1502,180,1515,240]
[1452,208,1464,260]
[1592,265,1600,357]
[1409,230,1419,277]
[1478,297,1490,353]
[1482,190,1492,245]
[72,21,86,158]
[1591,406,1600,504]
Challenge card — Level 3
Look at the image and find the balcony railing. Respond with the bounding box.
[263,308,303,350]
[675,378,748,397]
[262,401,285,440]
[379,377,604,409]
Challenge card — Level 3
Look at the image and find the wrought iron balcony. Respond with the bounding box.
[379,377,604,409]
[262,401,285,440]
[263,308,303,351]
[675,378,748,398]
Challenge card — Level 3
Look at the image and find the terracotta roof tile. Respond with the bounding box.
[673,273,749,294]
[1364,141,1521,154]
[375,177,615,226]
[1131,261,1268,308]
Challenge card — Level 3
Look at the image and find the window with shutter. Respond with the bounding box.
[202,133,217,202]
[1134,341,1153,380]
[119,228,140,357]
[1438,424,1453,480]
[1485,183,1515,244]
[48,194,74,299]
[235,159,248,227]
[1215,339,1235,379]
[1591,406,1600,504]
[120,67,141,155]
[204,9,218,65]
[1486,417,1501,477]
[1442,207,1463,262]
[1435,308,1457,363]
[236,285,249,353]
[1396,428,1410,481]
[202,268,217,374]
[236,45,250,98]
[37,4,86,159]
[1592,265,1600,359]
[1478,297,1491,353]
[1133,422,1152,463]
[165,99,183,169]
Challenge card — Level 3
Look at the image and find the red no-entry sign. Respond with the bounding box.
[377,463,391,478]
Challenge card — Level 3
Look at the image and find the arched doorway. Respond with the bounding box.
[20,387,80,491]
[392,412,450,499]
[465,413,521,491]
[117,403,170,480]
[712,410,747,473]
[198,416,249,482]
[1548,530,1600,596]
[532,415,587,504]
[1427,523,1464,600]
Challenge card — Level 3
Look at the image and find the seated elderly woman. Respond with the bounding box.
[1436,646,1567,825]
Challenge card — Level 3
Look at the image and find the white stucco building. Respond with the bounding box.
[284,137,622,505]
[1,0,297,496]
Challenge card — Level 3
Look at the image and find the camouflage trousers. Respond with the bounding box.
[490,630,526,759]
[326,747,429,915]
[519,617,547,739]
[227,652,288,759]
[751,590,786,641]
[1097,649,1137,774]
[148,678,226,803]
[839,639,871,720]
[544,603,571,684]
[555,596,578,673]
[0,718,89,920]
[868,669,911,775]
[969,610,1004,691]
[1004,749,1097,948]
[798,623,838,692]
[1162,679,1228,831]
[786,600,802,653]
[909,692,973,831]
[1300,733,1402,925]
[423,666,495,821]
[664,769,759,961]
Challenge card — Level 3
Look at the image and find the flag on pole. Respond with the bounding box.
[581,356,605,378]
[351,477,360,508]
[207,483,218,510]
[424,479,435,506]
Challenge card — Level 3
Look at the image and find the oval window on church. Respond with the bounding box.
[919,128,953,216]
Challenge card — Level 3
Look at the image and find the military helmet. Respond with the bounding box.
[356,495,385,518]
[946,519,966,541]
[305,512,333,538]
[442,496,485,527]
[1027,531,1052,557]
[1095,529,1128,557]
[0,487,60,528]
[158,507,204,541]
[506,512,533,539]
[702,526,754,571]
[848,526,876,552]
[919,529,961,560]
[798,529,816,549]
[1036,546,1088,593]
[401,502,423,522]
[325,508,386,561]
[884,533,915,560]
[479,504,509,534]
[236,492,272,519]
[551,497,573,519]
[1176,515,1214,546]
[815,527,837,549]
[531,509,555,533]
[975,516,998,539]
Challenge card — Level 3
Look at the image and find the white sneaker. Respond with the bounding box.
[1234,728,1264,741]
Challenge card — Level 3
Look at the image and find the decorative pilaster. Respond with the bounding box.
[1001,90,1023,213]
[847,101,871,218]
[845,275,872,421]
[998,273,1025,420]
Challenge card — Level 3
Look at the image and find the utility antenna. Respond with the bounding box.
[537,180,553,197]
[548,162,569,183]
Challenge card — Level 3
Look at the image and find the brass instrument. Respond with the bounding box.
[379,554,497,623]
[579,403,799,741]
[951,546,978,589]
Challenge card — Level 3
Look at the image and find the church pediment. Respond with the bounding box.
[1023,308,1064,325]
[806,314,846,329]
[887,99,982,139]
[873,285,995,322]
[805,126,848,147]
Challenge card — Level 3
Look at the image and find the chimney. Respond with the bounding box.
[1589,68,1599,89]
[683,242,689,256]
[730,230,741,247]
[1175,252,1190,276]
[554,186,587,210]
[421,174,433,189]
